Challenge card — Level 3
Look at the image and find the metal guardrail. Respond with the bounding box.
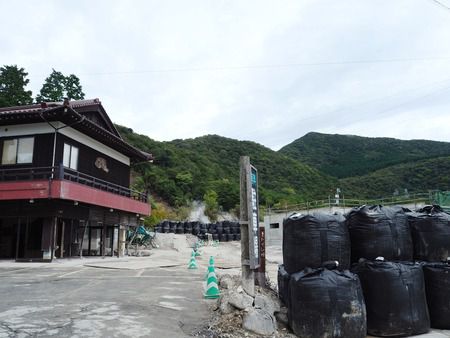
[0,166,147,203]
[265,193,434,215]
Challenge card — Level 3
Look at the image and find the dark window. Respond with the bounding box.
[1,137,34,165]
[270,223,280,229]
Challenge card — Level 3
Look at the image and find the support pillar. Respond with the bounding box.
[51,217,57,261]
[60,220,65,258]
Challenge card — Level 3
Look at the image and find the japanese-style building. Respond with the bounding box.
[0,98,152,262]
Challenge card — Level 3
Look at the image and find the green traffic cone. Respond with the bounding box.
[188,255,198,269]
[209,256,215,266]
[204,267,220,299]
[205,264,215,280]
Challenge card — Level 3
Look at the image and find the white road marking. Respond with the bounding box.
[57,268,86,278]
[135,269,145,277]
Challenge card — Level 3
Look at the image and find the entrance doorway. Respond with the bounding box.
[0,218,17,259]
[80,224,117,257]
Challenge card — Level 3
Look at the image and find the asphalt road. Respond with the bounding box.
[0,265,212,337]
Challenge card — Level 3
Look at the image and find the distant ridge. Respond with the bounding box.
[340,156,450,198]
[117,125,336,209]
[117,125,450,208]
[279,132,450,178]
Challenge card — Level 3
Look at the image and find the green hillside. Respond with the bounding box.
[340,156,450,198]
[117,125,337,209]
[279,132,450,178]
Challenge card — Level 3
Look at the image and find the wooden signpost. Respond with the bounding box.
[240,156,264,295]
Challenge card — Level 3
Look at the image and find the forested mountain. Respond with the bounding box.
[117,125,450,211]
[117,125,337,209]
[339,156,450,198]
[279,132,450,178]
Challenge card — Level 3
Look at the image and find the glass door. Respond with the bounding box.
[88,227,103,256]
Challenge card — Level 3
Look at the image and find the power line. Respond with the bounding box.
[429,0,450,11]
[80,56,450,76]
[285,76,450,126]
[333,82,450,128]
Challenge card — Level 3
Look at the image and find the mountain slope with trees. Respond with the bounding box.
[339,156,450,198]
[279,132,450,178]
[117,125,337,210]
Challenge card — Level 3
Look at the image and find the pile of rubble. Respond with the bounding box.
[196,274,295,338]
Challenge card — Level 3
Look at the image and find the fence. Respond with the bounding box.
[264,192,435,215]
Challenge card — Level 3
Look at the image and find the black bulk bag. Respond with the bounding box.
[423,262,450,329]
[277,264,290,306]
[162,221,170,233]
[216,222,223,235]
[176,222,184,234]
[288,266,366,338]
[346,205,413,263]
[407,205,450,262]
[353,260,430,337]
[283,212,350,273]
[192,223,200,235]
[199,223,207,235]
[231,224,240,234]
[184,221,193,233]
[208,223,217,234]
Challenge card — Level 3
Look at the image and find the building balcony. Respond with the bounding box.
[0,166,150,215]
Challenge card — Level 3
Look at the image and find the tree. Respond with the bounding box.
[65,74,85,100]
[0,65,33,107]
[209,178,239,210]
[204,190,219,222]
[36,69,85,102]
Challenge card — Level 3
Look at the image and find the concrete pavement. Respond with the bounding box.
[0,234,240,337]
[0,256,214,337]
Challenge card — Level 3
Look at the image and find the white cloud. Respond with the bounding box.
[1,0,450,149]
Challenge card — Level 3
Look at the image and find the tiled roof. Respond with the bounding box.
[0,98,101,114]
[69,98,101,108]
[0,99,153,162]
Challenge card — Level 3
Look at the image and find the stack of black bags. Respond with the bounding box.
[280,213,366,338]
[279,205,450,337]
[154,220,241,242]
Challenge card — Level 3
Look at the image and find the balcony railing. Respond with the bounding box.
[0,166,148,203]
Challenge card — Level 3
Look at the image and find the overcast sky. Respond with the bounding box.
[1,0,450,150]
